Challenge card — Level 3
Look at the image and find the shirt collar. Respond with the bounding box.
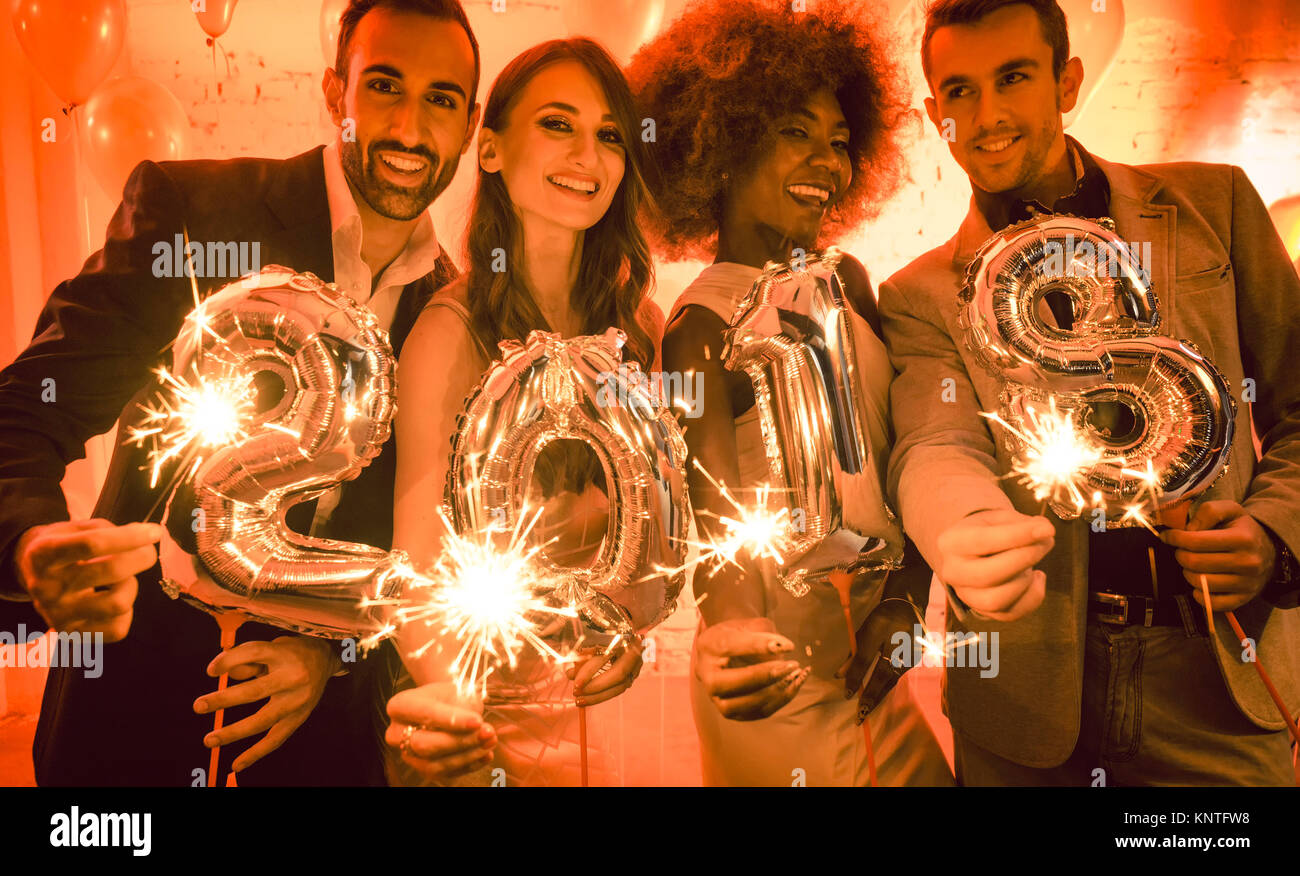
[972,135,1111,231]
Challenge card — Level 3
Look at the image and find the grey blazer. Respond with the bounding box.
[879,150,1300,768]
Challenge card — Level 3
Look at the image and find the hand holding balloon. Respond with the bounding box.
[195,635,340,773]
[838,595,924,717]
[565,637,644,707]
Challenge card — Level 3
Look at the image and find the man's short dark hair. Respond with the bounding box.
[922,0,1069,85]
[334,0,480,100]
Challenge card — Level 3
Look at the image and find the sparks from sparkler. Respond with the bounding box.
[124,255,285,492]
[126,364,260,489]
[982,398,1103,515]
[365,506,579,699]
[913,628,982,663]
[1118,459,1163,535]
[642,459,794,586]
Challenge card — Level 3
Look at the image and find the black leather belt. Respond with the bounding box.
[1088,591,1205,631]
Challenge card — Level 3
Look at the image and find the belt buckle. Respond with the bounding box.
[1093,591,1129,624]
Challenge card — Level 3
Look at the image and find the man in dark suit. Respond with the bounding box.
[0,0,481,785]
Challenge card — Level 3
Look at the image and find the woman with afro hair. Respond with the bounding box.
[628,0,953,786]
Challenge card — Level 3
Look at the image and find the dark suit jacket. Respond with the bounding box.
[0,146,458,785]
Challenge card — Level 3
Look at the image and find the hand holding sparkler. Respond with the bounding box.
[13,520,164,642]
[566,637,645,707]
[694,617,806,721]
[1161,500,1278,611]
[385,683,497,782]
[935,509,1053,622]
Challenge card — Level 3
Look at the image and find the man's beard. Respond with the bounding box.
[342,138,457,220]
[966,112,1061,196]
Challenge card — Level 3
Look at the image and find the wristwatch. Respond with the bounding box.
[1261,528,1299,607]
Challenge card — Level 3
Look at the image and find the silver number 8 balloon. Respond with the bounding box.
[958,215,1235,524]
[149,266,406,638]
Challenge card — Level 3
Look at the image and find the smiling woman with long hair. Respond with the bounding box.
[628,0,953,786]
[385,38,663,787]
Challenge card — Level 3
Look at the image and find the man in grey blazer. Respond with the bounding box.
[880,0,1300,784]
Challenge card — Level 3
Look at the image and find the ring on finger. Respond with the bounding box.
[399,723,417,755]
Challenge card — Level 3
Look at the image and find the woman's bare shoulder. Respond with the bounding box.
[426,273,472,310]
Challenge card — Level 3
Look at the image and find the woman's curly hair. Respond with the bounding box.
[627,0,910,261]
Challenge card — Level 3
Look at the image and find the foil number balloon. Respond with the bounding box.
[446,328,691,635]
[149,267,405,638]
[723,247,906,596]
[959,215,1235,524]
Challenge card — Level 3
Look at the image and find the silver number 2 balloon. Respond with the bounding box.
[150,266,405,638]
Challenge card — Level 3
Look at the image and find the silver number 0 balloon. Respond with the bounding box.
[446,328,691,635]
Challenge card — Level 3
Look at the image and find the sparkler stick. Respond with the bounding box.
[578,705,589,787]
[831,569,875,785]
[207,612,244,789]
[862,714,877,787]
[830,570,856,660]
[1199,574,1215,639]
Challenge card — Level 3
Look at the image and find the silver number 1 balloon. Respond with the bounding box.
[723,247,905,596]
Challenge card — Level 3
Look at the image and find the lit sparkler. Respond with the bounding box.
[982,398,1103,514]
[1118,459,1162,535]
[644,459,794,584]
[127,364,258,489]
[365,507,578,699]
